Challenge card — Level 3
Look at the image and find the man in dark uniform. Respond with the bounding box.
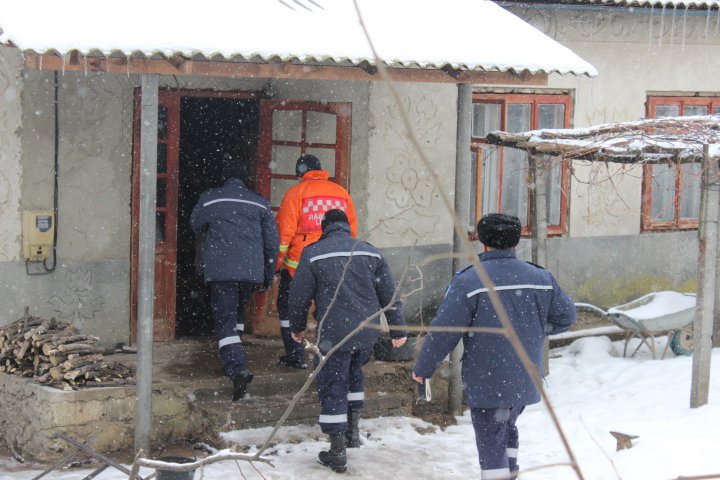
[190,163,279,401]
[288,209,407,473]
[412,213,576,479]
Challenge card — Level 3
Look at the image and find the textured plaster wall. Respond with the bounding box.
[0,48,23,263]
[365,81,457,249]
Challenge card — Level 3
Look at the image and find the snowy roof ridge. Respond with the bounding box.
[0,0,597,77]
[501,0,720,7]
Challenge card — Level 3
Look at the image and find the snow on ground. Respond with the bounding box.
[2,336,719,480]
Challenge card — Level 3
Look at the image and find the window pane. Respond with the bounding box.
[502,148,529,224]
[538,104,565,130]
[469,150,478,231]
[481,147,500,214]
[272,110,302,142]
[305,147,336,177]
[158,107,168,140]
[156,212,166,242]
[306,111,337,144]
[650,164,676,221]
[270,178,299,208]
[546,159,563,226]
[680,162,701,219]
[684,105,708,116]
[157,143,167,173]
[714,105,720,115]
[156,179,166,208]
[655,105,680,118]
[507,104,532,133]
[472,103,501,138]
[271,145,302,175]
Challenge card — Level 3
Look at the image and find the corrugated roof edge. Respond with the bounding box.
[499,0,720,8]
[3,45,597,77]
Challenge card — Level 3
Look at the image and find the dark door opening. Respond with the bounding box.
[175,96,260,337]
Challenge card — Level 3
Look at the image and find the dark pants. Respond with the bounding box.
[470,406,525,479]
[276,269,306,362]
[314,348,373,435]
[209,281,254,379]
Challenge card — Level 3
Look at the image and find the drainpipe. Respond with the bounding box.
[448,84,472,416]
[135,74,159,455]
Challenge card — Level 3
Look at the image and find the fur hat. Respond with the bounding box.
[477,213,521,250]
[321,209,349,231]
[295,154,322,177]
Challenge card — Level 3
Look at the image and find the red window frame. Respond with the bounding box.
[641,96,714,231]
[470,93,572,237]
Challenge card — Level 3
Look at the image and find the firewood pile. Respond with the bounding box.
[0,308,135,390]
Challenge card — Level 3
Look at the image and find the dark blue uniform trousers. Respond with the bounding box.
[314,348,373,434]
[470,406,524,479]
[209,281,254,380]
[276,270,307,362]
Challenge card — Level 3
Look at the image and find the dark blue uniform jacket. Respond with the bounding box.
[190,178,279,285]
[414,250,576,408]
[288,222,407,354]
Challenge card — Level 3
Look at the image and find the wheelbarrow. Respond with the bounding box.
[575,291,696,359]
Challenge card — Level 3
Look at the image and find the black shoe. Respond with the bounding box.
[278,355,308,370]
[317,434,347,473]
[232,370,253,401]
[345,408,361,448]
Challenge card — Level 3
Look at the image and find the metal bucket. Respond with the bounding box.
[155,456,196,480]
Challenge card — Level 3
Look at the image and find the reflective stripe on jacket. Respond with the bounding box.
[275,170,357,276]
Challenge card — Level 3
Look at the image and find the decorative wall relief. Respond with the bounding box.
[379,94,443,239]
[48,268,105,329]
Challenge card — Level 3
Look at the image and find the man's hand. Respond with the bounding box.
[412,372,425,384]
[391,336,407,348]
[291,331,304,344]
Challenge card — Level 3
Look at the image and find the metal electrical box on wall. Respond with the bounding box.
[23,210,54,261]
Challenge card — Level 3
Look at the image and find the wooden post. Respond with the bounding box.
[691,144,718,408]
[135,75,159,452]
[530,156,549,375]
[448,83,472,415]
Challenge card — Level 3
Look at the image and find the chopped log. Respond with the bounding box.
[58,343,96,353]
[62,354,104,370]
[49,354,67,367]
[15,340,31,361]
[49,366,64,380]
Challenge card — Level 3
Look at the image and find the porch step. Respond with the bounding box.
[188,360,415,435]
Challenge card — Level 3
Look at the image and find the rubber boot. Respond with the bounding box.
[345,408,361,448]
[317,433,347,473]
[232,369,253,401]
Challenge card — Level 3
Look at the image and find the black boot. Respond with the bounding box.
[345,408,361,448]
[317,433,347,473]
[232,369,253,401]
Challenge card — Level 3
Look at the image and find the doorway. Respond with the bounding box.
[175,97,260,336]
[130,90,352,342]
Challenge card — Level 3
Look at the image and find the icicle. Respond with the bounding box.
[83,55,88,77]
[126,57,130,77]
[681,5,689,50]
[658,4,666,48]
[669,5,677,48]
[648,4,655,49]
[105,54,109,74]
[705,5,712,37]
[716,6,720,34]
[38,54,42,71]
[61,52,66,76]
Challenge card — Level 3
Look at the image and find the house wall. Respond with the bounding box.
[500,4,714,305]
[0,47,459,344]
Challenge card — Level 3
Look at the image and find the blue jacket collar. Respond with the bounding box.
[321,222,351,238]
[225,177,247,189]
[479,250,517,262]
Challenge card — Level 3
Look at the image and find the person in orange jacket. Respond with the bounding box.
[275,154,357,369]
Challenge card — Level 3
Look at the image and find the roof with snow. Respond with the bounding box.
[485,115,720,163]
[0,0,597,77]
[500,0,720,8]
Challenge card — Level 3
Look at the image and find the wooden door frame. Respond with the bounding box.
[130,88,262,343]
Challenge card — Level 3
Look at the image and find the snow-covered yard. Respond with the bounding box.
[2,336,718,480]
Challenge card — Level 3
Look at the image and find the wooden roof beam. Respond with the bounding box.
[21,52,548,86]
